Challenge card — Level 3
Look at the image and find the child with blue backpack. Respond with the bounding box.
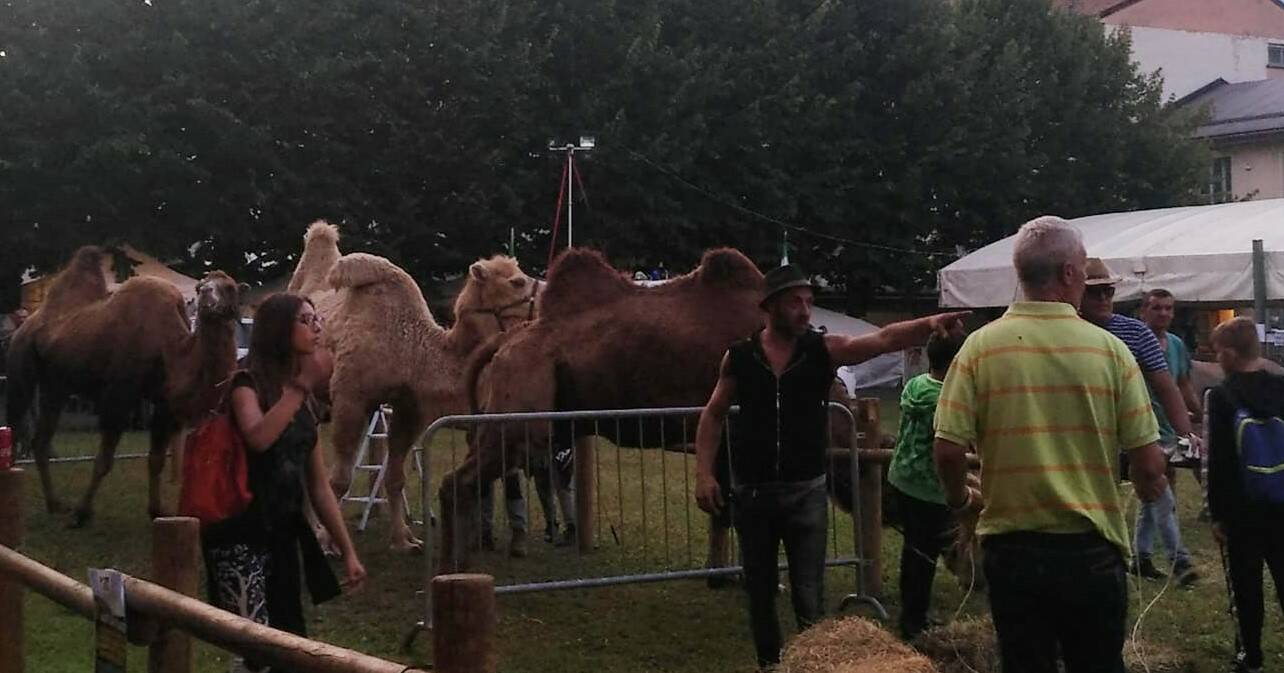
[1207,317,1284,673]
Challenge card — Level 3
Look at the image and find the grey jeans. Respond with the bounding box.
[732,476,829,667]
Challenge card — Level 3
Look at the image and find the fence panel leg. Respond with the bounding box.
[432,574,496,673]
[0,468,26,673]
[856,399,883,599]
[149,517,200,673]
[574,437,595,553]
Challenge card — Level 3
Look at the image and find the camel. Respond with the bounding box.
[445,247,786,572]
[4,247,242,525]
[285,221,540,552]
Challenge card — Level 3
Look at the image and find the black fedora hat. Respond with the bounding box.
[761,264,815,307]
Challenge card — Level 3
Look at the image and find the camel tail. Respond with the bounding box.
[3,340,37,441]
[327,253,406,291]
[464,333,509,414]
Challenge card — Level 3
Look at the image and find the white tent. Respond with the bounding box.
[938,199,1284,308]
[811,307,903,390]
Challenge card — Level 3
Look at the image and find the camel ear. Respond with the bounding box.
[238,282,250,296]
[469,262,488,282]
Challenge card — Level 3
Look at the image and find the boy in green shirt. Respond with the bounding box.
[889,331,966,639]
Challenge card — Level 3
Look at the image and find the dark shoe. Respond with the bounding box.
[1232,652,1262,673]
[555,523,576,547]
[1131,557,1166,580]
[543,525,557,543]
[1174,560,1200,587]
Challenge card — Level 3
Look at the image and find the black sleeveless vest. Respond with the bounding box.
[726,329,834,485]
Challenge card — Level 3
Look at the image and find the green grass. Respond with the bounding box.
[10,412,1283,673]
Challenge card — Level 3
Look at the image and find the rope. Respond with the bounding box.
[547,156,570,269]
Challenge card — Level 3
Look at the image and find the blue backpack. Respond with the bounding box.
[1234,406,1284,505]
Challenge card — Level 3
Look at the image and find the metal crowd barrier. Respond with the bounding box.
[406,402,886,645]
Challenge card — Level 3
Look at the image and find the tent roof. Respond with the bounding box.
[938,199,1284,307]
[22,244,200,301]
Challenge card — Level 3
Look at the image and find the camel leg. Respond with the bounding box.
[384,403,423,553]
[31,389,68,514]
[438,434,509,574]
[70,425,125,528]
[326,392,369,502]
[146,402,179,520]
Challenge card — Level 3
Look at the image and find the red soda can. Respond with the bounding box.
[0,426,13,470]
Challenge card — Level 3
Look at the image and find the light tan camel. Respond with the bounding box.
[5,247,242,525]
[445,247,770,571]
[286,222,539,551]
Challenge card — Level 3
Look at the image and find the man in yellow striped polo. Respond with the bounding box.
[933,215,1169,673]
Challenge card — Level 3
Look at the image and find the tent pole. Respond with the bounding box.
[1254,239,1267,337]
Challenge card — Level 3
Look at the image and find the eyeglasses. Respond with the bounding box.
[297,313,323,328]
[1084,285,1116,298]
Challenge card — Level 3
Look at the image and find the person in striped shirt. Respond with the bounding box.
[933,216,1168,673]
[1078,261,1199,586]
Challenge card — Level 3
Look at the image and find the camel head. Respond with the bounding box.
[194,270,243,322]
[453,255,540,335]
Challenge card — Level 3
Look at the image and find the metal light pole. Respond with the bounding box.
[548,136,595,249]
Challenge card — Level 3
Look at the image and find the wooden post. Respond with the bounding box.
[855,399,883,598]
[149,517,200,673]
[574,436,595,553]
[0,468,26,673]
[432,573,496,673]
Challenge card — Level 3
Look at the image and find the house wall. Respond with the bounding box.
[1222,141,1284,199]
[1116,25,1272,99]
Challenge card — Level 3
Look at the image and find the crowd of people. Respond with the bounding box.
[695,215,1284,673]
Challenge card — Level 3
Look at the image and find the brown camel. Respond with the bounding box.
[5,247,242,525]
[445,247,779,572]
[286,221,539,551]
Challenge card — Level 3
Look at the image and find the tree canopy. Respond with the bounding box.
[0,0,1208,310]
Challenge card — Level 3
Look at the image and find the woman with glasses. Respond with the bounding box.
[202,293,365,673]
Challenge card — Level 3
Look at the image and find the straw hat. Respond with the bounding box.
[1084,258,1121,286]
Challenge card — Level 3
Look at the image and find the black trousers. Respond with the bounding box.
[1225,516,1284,668]
[894,487,953,638]
[732,477,829,667]
[983,531,1128,673]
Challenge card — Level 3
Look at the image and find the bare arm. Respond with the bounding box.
[1143,369,1193,437]
[307,438,366,589]
[1178,374,1202,419]
[826,311,969,367]
[231,385,308,453]
[933,437,972,508]
[695,353,736,515]
[1128,441,1169,503]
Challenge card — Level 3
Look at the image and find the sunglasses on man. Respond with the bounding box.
[1084,285,1116,298]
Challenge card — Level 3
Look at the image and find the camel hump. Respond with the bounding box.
[42,245,109,311]
[328,252,412,291]
[537,248,632,319]
[305,219,340,245]
[695,248,762,290]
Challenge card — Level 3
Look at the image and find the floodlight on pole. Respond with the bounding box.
[547,136,594,249]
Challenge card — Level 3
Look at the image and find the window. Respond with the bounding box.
[1270,43,1284,68]
[1207,156,1233,204]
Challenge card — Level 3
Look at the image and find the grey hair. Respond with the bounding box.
[1012,215,1084,289]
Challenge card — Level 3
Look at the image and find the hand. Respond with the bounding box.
[1137,474,1169,504]
[341,554,367,592]
[296,351,330,391]
[929,311,971,338]
[695,472,725,516]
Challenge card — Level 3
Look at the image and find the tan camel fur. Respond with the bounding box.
[5,247,241,526]
[444,247,771,571]
[286,222,539,551]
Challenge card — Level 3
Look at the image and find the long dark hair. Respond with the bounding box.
[244,292,312,409]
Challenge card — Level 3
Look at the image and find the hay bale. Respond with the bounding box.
[914,617,1192,673]
[782,617,939,673]
[913,618,998,673]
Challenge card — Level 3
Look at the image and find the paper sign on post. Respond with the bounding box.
[89,568,127,673]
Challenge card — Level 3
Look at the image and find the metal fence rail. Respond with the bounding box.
[408,402,886,644]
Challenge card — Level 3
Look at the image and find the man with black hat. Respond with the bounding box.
[1079,257,1200,586]
[693,263,967,670]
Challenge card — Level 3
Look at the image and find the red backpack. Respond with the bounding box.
[179,379,253,525]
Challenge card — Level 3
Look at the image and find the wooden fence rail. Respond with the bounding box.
[0,468,431,673]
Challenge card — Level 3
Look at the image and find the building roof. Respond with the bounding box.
[1051,0,1141,17]
[1178,77,1284,141]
